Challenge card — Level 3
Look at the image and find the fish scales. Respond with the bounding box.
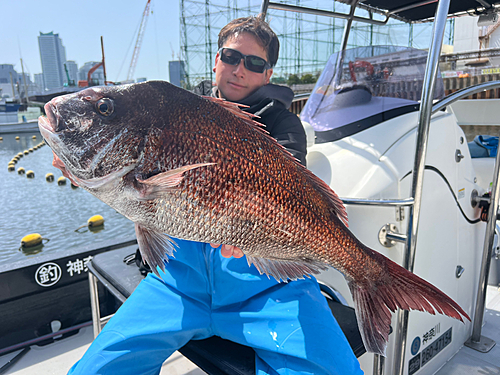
[38,80,470,356]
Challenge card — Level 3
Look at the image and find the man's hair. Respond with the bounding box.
[218,16,279,68]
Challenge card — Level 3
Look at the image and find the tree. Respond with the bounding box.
[300,74,316,84]
[287,74,301,85]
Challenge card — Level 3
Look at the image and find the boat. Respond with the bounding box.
[2,0,500,373]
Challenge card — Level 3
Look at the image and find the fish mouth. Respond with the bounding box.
[44,102,62,132]
[38,115,53,134]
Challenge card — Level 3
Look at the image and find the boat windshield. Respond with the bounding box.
[301,46,444,143]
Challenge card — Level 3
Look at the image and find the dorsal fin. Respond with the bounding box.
[202,96,270,135]
[203,95,348,227]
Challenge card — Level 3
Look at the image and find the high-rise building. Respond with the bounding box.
[38,32,67,90]
[0,64,20,98]
[168,61,186,87]
[65,60,78,84]
[34,73,44,92]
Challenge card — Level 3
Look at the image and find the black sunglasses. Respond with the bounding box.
[218,48,271,73]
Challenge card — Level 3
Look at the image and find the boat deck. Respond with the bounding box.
[1,286,499,374]
[0,326,204,375]
[435,285,500,375]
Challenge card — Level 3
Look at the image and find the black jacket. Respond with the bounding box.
[193,81,307,166]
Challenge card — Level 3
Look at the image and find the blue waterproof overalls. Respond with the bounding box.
[68,239,363,375]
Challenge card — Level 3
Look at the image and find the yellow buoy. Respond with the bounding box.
[88,215,105,227]
[15,136,20,140]
[71,183,79,189]
[17,167,25,175]
[8,165,15,172]
[26,170,35,178]
[46,173,55,182]
[23,150,29,155]
[57,176,67,185]
[8,161,15,166]
[21,233,43,248]
[0,137,3,141]
[17,153,23,158]
[29,148,34,153]
[75,215,105,232]
[32,135,37,139]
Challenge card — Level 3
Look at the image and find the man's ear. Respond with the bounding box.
[265,68,273,84]
[213,52,220,73]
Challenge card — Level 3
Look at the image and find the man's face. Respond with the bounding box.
[214,32,273,102]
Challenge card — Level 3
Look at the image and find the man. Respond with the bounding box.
[67,16,362,375]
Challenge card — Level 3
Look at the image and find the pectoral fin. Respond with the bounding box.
[136,163,216,201]
[135,223,177,276]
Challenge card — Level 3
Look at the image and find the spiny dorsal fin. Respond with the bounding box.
[202,96,270,135]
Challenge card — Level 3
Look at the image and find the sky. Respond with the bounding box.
[1,0,180,83]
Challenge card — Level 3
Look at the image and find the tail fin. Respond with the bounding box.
[348,246,471,356]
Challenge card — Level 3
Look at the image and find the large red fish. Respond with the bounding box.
[38,80,470,355]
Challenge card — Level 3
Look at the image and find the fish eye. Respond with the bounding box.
[95,98,114,117]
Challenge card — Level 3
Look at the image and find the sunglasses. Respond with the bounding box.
[218,48,271,73]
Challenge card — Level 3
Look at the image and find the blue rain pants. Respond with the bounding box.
[68,239,362,375]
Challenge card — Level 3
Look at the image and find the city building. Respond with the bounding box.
[65,60,78,84]
[38,31,67,90]
[0,65,19,98]
[78,62,105,86]
[34,73,44,92]
[168,60,186,87]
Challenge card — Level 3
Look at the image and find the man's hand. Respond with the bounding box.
[210,243,244,258]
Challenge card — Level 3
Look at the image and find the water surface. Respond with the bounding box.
[0,131,135,265]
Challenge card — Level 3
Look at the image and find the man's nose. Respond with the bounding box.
[232,58,246,76]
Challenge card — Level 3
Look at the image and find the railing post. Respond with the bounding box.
[392,0,451,374]
[464,134,500,352]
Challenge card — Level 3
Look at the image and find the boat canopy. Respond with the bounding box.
[358,0,500,22]
[301,46,444,142]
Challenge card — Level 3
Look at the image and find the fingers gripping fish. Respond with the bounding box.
[38,81,470,356]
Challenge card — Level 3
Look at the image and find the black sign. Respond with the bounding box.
[408,328,452,374]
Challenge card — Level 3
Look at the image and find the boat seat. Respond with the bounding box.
[87,247,366,375]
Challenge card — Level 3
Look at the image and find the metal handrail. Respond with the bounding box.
[341,197,414,207]
[266,2,390,25]
[432,80,500,114]
[465,138,500,351]
[392,0,452,374]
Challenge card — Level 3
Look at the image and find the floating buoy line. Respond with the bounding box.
[6,137,105,254]
[19,213,106,253]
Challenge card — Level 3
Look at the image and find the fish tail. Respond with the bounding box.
[348,246,471,356]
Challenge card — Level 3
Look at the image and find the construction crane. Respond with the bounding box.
[127,0,152,81]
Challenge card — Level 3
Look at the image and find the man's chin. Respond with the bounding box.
[219,86,248,102]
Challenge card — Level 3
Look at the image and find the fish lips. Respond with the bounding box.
[44,101,63,132]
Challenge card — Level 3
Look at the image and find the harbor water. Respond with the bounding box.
[0,131,135,265]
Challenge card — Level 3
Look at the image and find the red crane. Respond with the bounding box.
[127,0,152,81]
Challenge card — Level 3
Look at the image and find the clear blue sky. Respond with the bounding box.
[1,0,180,82]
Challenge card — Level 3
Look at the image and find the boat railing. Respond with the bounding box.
[433,80,500,114]
[260,0,498,374]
